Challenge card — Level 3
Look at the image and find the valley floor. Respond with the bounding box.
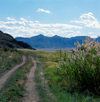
[0,49,100,102]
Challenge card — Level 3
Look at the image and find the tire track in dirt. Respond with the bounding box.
[23,57,39,102]
[0,56,26,89]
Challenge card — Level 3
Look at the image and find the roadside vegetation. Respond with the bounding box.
[35,52,58,102]
[0,49,22,76]
[36,38,100,102]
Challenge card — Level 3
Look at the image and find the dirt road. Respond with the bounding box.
[23,57,39,102]
[0,56,26,89]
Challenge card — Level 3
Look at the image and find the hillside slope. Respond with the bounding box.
[0,31,33,49]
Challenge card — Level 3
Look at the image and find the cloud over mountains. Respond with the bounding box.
[0,12,100,38]
[72,12,100,29]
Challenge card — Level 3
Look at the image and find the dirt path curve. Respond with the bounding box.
[0,56,26,90]
[23,57,39,102]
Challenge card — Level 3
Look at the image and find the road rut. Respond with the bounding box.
[23,57,39,102]
[0,56,26,89]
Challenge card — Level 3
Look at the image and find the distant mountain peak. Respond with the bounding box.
[38,34,44,37]
[53,35,60,37]
[16,35,100,49]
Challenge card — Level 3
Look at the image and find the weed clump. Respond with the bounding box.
[46,38,100,96]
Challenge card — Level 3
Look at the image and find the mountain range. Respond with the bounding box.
[0,31,33,50]
[16,34,100,49]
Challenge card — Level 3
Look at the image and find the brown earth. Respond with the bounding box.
[23,57,39,102]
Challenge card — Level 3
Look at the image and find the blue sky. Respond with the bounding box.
[0,0,100,38]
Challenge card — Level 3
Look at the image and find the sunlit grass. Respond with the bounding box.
[0,50,22,76]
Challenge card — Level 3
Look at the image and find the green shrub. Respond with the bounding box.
[46,38,100,96]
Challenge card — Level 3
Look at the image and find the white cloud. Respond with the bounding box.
[1,13,100,38]
[6,17,16,21]
[37,8,51,14]
[0,17,82,37]
[72,12,100,29]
